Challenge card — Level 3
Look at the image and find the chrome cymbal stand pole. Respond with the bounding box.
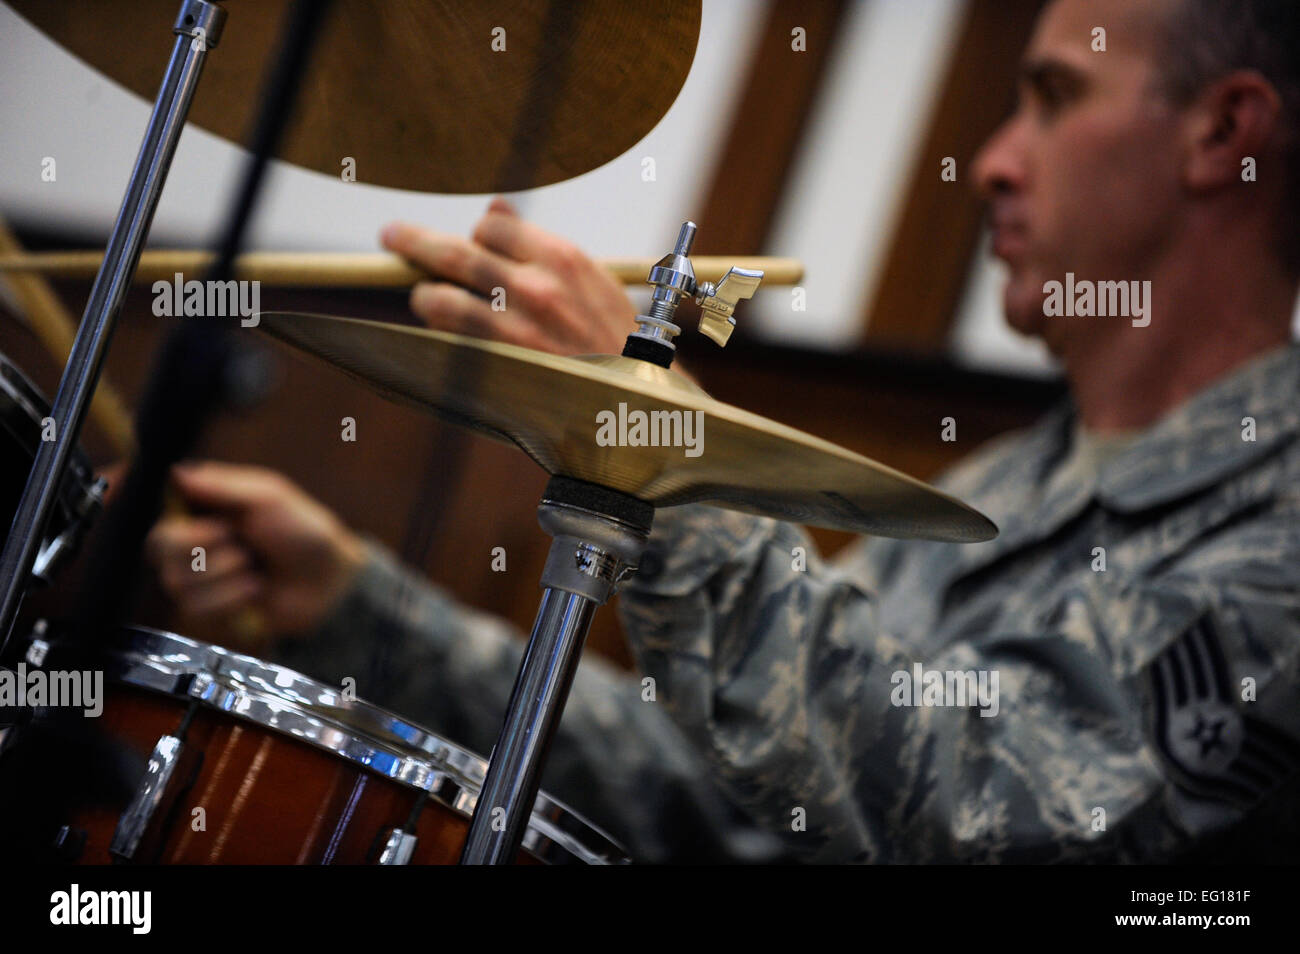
[460,222,761,864]
[0,0,227,652]
[460,477,652,865]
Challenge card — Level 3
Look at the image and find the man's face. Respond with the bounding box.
[973,0,1187,351]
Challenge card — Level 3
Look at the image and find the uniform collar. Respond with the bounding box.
[933,343,1300,584]
[1096,343,1300,512]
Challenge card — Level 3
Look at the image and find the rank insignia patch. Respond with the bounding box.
[1148,615,1299,806]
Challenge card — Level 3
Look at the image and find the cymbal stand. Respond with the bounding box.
[459,477,652,864]
[0,0,228,651]
[460,223,763,864]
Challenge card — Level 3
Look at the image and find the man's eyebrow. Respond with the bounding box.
[1018,57,1089,92]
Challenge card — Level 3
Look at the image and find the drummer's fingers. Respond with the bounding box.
[471,199,572,269]
[486,195,518,217]
[176,570,263,617]
[409,281,528,345]
[171,460,299,514]
[162,543,253,595]
[146,516,236,570]
[471,201,632,351]
[154,537,244,595]
[382,222,516,298]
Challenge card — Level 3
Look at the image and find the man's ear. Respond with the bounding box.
[1183,69,1283,194]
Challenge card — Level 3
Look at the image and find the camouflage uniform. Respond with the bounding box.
[273,530,787,863]
[281,343,1300,863]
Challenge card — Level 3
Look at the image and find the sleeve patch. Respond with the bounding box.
[1148,616,1298,806]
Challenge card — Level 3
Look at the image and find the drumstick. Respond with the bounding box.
[0,250,805,288]
[0,220,268,646]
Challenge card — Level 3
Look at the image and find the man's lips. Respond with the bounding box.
[987,203,1028,262]
[991,224,1028,262]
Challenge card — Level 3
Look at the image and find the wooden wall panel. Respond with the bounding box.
[861,0,1047,352]
[692,0,850,256]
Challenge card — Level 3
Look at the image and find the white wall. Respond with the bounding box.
[747,0,968,350]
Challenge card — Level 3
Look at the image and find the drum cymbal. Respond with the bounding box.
[256,313,997,542]
[8,0,700,194]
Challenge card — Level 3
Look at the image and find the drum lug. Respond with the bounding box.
[25,621,49,665]
[110,734,183,861]
[29,478,106,585]
[377,828,418,865]
[30,537,65,583]
[51,824,88,863]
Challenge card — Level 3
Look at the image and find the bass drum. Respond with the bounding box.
[0,350,104,586]
[27,624,629,865]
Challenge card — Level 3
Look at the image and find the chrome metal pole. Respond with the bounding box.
[461,480,652,864]
[460,587,596,864]
[0,0,226,651]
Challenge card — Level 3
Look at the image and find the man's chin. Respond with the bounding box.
[1002,282,1046,339]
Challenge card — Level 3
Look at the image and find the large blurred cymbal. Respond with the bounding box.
[7,0,701,194]
[256,313,997,542]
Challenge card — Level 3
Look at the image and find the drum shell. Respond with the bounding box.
[63,682,542,865]
[19,626,628,864]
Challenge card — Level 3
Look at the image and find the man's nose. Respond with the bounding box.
[972,115,1026,199]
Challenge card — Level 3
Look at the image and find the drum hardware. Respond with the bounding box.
[1,0,332,865]
[257,222,997,863]
[377,829,419,866]
[455,231,755,862]
[110,693,203,862]
[1,210,265,637]
[0,353,107,589]
[72,0,331,641]
[51,824,88,863]
[624,221,764,366]
[31,478,107,584]
[373,783,433,865]
[110,734,185,861]
[458,229,763,862]
[0,0,228,650]
[462,478,653,863]
[376,818,422,866]
[0,622,44,734]
[21,624,629,864]
[26,620,49,666]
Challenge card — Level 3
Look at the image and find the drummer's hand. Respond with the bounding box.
[145,461,368,637]
[381,197,636,356]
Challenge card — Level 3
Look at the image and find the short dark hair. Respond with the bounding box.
[1157,0,1300,274]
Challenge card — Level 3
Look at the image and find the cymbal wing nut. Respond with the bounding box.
[695,267,764,347]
